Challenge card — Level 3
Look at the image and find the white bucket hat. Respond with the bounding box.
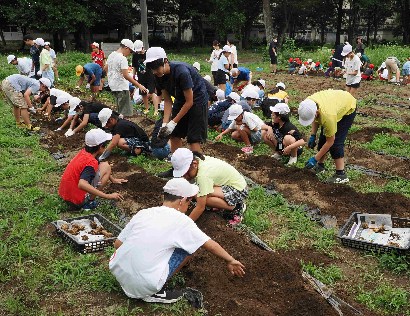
[34,38,45,46]
[216,89,225,101]
[341,44,353,57]
[69,97,82,111]
[258,79,266,88]
[193,62,200,71]
[203,75,211,82]
[276,82,286,90]
[39,78,51,89]
[228,92,240,102]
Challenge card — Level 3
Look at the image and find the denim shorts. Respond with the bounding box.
[167,248,190,279]
[152,143,171,160]
[250,129,262,144]
[88,113,102,128]
[402,68,410,76]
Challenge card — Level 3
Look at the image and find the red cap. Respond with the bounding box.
[289,58,293,62]
[298,60,302,64]
[315,62,320,67]
[304,62,309,65]
[295,58,299,61]
[369,64,374,68]
[329,62,332,66]
[408,58,410,61]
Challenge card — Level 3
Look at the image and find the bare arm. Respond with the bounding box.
[121,69,147,92]
[311,121,319,135]
[189,195,207,221]
[106,134,121,152]
[73,114,90,133]
[77,76,85,87]
[215,128,232,140]
[162,90,173,124]
[114,239,123,249]
[41,63,50,71]
[315,135,335,161]
[172,89,194,124]
[78,179,124,200]
[60,114,74,130]
[23,90,33,108]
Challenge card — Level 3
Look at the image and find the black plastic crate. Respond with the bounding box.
[51,213,122,254]
[338,212,410,255]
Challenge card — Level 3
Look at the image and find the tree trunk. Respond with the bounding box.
[153,18,157,40]
[83,26,93,53]
[404,0,410,45]
[373,8,378,45]
[74,29,82,51]
[140,0,149,49]
[320,23,325,44]
[198,18,204,47]
[366,16,371,47]
[177,17,182,52]
[0,29,6,46]
[336,0,344,45]
[262,0,274,43]
[20,26,27,50]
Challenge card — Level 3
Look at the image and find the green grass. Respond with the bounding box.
[369,251,410,276]
[301,260,345,285]
[128,153,171,174]
[363,132,410,158]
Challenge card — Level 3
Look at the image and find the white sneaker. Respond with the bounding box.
[28,108,36,114]
[271,153,282,160]
[287,156,297,165]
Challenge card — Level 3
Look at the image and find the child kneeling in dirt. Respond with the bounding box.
[215,103,265,154]
[298,89,356,184]
[59,128,127,210]
[98,108,150,160]
[171,148,248,224]
[261,103,305,165]
[109,177,245,303]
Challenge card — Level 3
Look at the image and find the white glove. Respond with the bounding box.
[37,70,42,76]
[75,86,80,89]
[86,84,90,89]
[65,129,75,137]
[55,117,63,122]
[54,127,62,132]
[28,107,36,114]
[118,114,124,119]
[158,121,177,139]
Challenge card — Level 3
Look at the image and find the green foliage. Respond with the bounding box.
[301,261,345,285]
[370,251,410,275]
[363,132,410,157]
[128,154,171,174]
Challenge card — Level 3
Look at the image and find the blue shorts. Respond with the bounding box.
[124,137,151,154]
[152,143,171,160]
[87,67,103,86]
[167,248,190,279]
[402,68,410,76]
[88,113,102,128]
[250,129,262,144]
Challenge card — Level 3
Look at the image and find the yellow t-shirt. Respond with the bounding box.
[40,49,53,70]
[268,91,288,100]
[195,156,246,197]
[308,90,356,137]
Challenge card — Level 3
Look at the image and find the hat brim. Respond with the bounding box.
[75,72,82,76]
[173,163,192,178]
[228,112,242,121]
[299,116,315,127]
[144,57,162,65]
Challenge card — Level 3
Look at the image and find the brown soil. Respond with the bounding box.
[347,126,393,143]
[358,106,410,124]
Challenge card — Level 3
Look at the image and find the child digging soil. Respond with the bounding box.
[109,177,245,304]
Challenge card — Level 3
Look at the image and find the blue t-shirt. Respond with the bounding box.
[155,61,208,107]
[314,65,323,70]
[403,61,410,70]
[235,67,250,82]
[82,63,103,77]
[225,81,232,96]
[217,55,229,72]
[222,100,252,125]
[30,45,40,67]
[6,74,40,94]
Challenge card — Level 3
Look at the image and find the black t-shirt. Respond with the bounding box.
[111,118,149,142]
[30,45,40,67]
[155,61,208,108]
[80,157,99,184]
[269,41,277,56]
[266,120,303,142]
[132,52,152,83]
[82,102,110,115]
[203,78,217,101]
[364,68,374,76]
[333,45,344,61]
[151,117,169,148]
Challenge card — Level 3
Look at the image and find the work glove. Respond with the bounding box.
[86,83,90,89]
[75,86,80,90]
[54,127,62,132]
[308,134,316,149]
[98,150,112,162]
[305,156,318,169]
[28,107,36,114]
[65,129,75,137]
[55,117,63,123]
[37,70,42,76]
[158,121,177,139]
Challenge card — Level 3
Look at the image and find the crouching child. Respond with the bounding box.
[109,177,245,303]
[59,129,127,210]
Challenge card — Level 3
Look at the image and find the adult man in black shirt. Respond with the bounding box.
[68,101,111,134]
[132,40,159,115]
[269,36,278,74]
[355,37,365,55]
[98,108,150,160]
[23,34,40,79]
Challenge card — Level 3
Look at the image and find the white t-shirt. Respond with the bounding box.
[49,49,57,65]
[16,58,32,75]
[229,111,264,131]
[218,55,229,72]
[210,49,222,72]
[50,88,72,99]
[109,206,210,299]
[107,51,129,91]
[298,65,306,74]
[230,45,238,65]
[345,55,361,85]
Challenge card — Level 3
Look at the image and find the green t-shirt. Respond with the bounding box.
[195,156,246,197]
[40,49,53,70]
[361,54,370,63]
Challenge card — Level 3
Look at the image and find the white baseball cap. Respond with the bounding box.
[193,62,200,71]
[69,97,82,111]
[171,148,194,177]
[44,42,50,46]
[85,128,113,147]
[241,87,259,99]
[381,62,386,68]
[228,104,244,120]
[307,59,312,63]
[258,79,266,88]
[91,42,99,48]
[222,45,231,53]
[228,92,240,102]
[7,55,15,64]
[276,82,286,90]
[298,99,318,126]
[203,75,211,82]
[39,77,51,88]
[216,89,225,101]
[356,52,362,58]
[120,39,135,52]
[34,38,45,46]
[145,47,167,64]
[134,40,144,52]
[55,96,70,107]
[98,108,113,127]
[270,103,290,115]
[163,178,199,198]
[341,44,352,57]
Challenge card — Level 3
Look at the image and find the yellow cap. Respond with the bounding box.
[75,65,83,76]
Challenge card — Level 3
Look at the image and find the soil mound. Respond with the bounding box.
[348,127,393,142]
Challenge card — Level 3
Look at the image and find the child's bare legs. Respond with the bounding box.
[283,135,297,157]
[232,126,251,146]
[346,86,358,98]
[261,130,278,150]
[13,107,31,125]
[218,83,226,93]
[117,138,142,155]
[149,93,159,112]
[100,78,105,91]
[142,94,150,110]
[89,162,111,200]
[206,186,235,210]
[53,65,59,78]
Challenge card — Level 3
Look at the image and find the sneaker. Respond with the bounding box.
[154,111,159,116]
[143,109,149,114]
[83,200,99,210]
[287,156,297,165]
[229,215,243,225]
[26,124,40,131]
[325,172,349,184]
[16,122,26,128]
[142,288,184,304]
[158,168,174,178]
[271,153,282,160]
[310,164,325,175]
[241,146,253,154]
[28,107,36,114]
